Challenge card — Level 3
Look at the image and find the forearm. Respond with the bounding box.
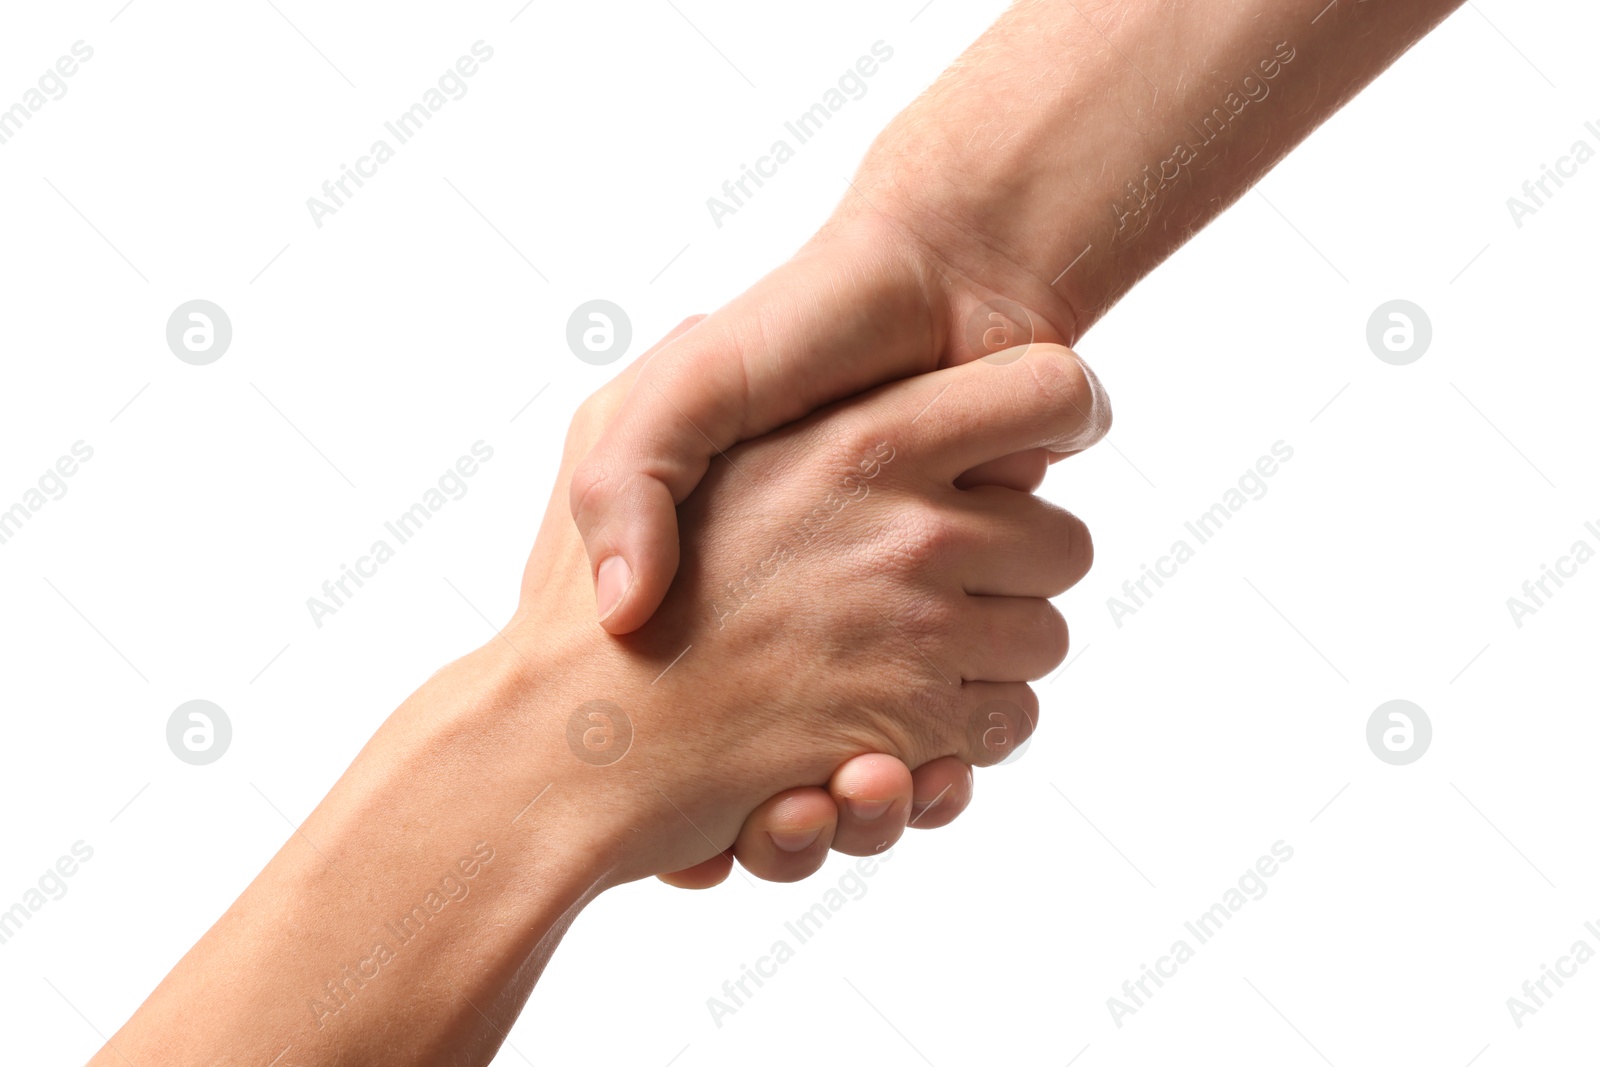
[92,327,1107,1064]
[852,0,1465,341]
[95,645,614,1067]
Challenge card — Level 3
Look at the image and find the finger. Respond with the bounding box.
[571,253,938,634]
[562,315,711,629]
[955,448,1050,492]
[907,758,974,830]
[1054,355,1111,454]
[952,682,1040,768]
[828,754,913,857]
[657,850,734,890]
[947,486,1093,598]
[731,787,839,883]
[575,315,709,432]
[860,344,1111,482]
[956,597,1069,683]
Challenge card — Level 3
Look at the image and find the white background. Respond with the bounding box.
[1,1,1595,1064]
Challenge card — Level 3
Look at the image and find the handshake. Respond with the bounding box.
[96,143,1120,1067]
[510,304,1112,888]
[89,0,1463,1056]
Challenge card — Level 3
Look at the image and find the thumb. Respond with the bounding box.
[570,243,936,633]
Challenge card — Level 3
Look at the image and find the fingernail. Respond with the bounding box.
[847,798,892,821]
[768,828,823,853]
[596,555,632,620]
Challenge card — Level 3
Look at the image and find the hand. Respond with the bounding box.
[92,327,1106,1067]
[567,0,1456,641]
[575,320,1091,888]
[657,752,975,890]
[511,324,1108,884]
[564,221,1085,885]
[669,401,1076,888]
[567,206,1082,637]
[613,320,1049,890]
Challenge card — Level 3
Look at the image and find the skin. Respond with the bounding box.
[609,0,1467,886]
[86,2,1472,1058]
[89,329,1108,1065]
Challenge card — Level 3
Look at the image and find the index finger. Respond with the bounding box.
[857,343,1112,481]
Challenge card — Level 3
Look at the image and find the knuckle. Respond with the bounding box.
[1037,603,1070,670]
[1067,512,1094,581]
[966,685,1039,767]
[981,602,1067,678]
[828,417,898,480]
[1011,687,1036,739]
[566,451,612,525]
[881,502,963,576]
[573,384,618,430]
[1012,686,1041,744]
[1016,499,1092,595]
[1046,507,1093,592]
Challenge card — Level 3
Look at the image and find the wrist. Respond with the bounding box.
[392,640,633,894]
[841,1,1305,342]
[836,129,1091,353]
[473,617,752,888]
